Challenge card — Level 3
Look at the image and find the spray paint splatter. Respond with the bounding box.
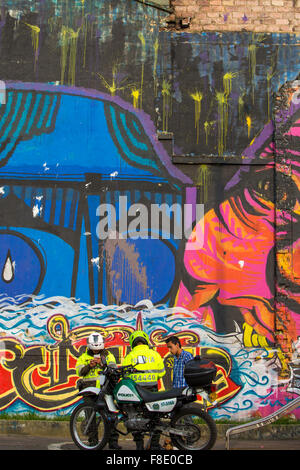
[161,79,172,133]
[204,121,215,145]
[246,115,252,138]
[24,23,40,71]
[153,38,159,97]
[216,91,228,156]
[196,165,211,202]
[223,72,238,97]
[60,26,81,86]
[97,66,118,96]
[138,32,146,109]
[131,88,140,108]
[97,65,132,97]
[190,91,203,144]
[215,73,237,155]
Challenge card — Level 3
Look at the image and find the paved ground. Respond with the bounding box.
[0,434,299,451]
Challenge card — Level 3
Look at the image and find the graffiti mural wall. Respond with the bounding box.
[0,0,299,421]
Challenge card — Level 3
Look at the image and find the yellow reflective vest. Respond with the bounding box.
[122,344,165,387]
[76,349,116,388]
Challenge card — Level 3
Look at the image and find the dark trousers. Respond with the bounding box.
[133,385,161,450]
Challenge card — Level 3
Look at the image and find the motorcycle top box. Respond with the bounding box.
[184,356,217,387]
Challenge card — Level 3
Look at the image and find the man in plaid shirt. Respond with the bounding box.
[166,336,194,388]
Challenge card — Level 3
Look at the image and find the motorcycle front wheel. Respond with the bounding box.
[70,403,109,450]
[170,404,217,450]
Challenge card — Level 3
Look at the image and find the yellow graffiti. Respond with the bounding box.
[97,68,118,96]
[190,91,203,144]
[216,91,228,156]
[47,17,55,34]
[204,121,209,145]
[277,250,293,280]
[246,115,252,138]
[153,38,159,96]
[131,88,140,108]
[196,165,211,203]
[223,72,238,97]
[161,79,172,133]
[60,26,81,86]
[48,315,70,341]
[243,322,269,348]
[215,73,237,155]
[97,65,132,97]
[138,32,146,109]
[24,23,40,71]
[204,121,215,145]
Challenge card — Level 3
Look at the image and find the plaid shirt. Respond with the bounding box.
[172,350,194,388]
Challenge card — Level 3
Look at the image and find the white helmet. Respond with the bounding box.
[87,332,104,351]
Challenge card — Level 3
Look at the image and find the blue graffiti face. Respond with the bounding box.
[0,84,189,306]
[0,231,45,302]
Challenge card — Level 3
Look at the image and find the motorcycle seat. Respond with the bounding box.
[135,384,186,402]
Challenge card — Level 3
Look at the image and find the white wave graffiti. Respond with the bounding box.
[0,294,295,419]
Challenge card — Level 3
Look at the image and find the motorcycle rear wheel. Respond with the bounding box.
[170,404,217,450]
[70,403,109,450]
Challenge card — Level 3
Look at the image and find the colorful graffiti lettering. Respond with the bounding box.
[0,311,241,412]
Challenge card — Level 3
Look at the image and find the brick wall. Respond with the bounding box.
[168,0,300,33]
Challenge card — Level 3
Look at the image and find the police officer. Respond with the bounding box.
[122,330,165,450]
[76,332,121,450]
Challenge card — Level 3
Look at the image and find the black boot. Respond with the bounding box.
[149,433,163,450]
[109,442,122,450]
[133,432,144,450]
[109,434,122,450]
[109,422,122,449]
[135,441,144,451]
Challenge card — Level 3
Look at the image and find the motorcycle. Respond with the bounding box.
[70,357,218,451]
